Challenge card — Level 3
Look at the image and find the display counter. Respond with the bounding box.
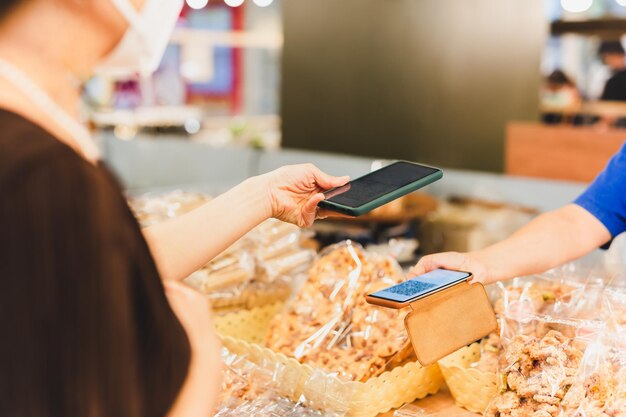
[505,121,625,182]
[118,135,623,417]
[102,132,587,213]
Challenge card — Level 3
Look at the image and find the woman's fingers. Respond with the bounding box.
[309,165,349,190]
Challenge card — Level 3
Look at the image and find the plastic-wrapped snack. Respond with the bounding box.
[559,289,626,417]
[253,223,307,261]
[252,219,302,246]
[469,331,501,374]
[485,328,586,417]
[185,252,255,293]
[258,249,316,283]
[214,393,340,417]
[215,348,340,417]
[493,278,578,319]
[265,240,410,382]
[560,344,626,417]
[251,218,315,282]
[128,190,211,227]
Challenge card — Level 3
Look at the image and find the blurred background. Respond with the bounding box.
[93,0,626,252]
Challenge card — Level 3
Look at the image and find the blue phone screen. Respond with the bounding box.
[369,269,471,302]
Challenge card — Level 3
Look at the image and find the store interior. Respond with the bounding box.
[10,0,626,416]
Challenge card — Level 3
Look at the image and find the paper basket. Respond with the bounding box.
[437,343,497,413]
[215,305,443,417]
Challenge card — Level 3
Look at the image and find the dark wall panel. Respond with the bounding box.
[281,0,546,172]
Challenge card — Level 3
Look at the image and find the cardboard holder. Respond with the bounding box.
[404,281,498,366]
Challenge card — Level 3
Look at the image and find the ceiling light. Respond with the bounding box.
[560,0,593,13]
[186,0,209,9]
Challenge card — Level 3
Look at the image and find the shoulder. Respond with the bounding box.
[606,142,626,170]
[0,109,102,189]
[609,70,626,83]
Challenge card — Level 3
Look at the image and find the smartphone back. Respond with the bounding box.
[404,281,497,366]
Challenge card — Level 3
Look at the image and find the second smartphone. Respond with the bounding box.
[365,269,472,309]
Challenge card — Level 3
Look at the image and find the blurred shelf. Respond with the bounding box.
[170,28,283,50]
[540,100,626,118]
[90,106,203,128]
[551,18,626,37]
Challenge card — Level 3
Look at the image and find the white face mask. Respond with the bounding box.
[95,0,184,76]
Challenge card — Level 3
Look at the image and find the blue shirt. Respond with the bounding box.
[574,143,626,237]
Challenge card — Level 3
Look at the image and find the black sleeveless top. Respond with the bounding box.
[0,109,190,417]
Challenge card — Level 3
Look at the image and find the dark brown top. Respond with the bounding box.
[0,109,190,417]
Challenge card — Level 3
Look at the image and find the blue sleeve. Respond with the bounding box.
[574,143,626,237]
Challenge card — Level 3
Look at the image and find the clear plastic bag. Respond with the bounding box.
[485,260,626,417]
[265,240,410,382]
[558,282,626,417]
[469,331,501,374]
[129,192,314,309]
[182,218,315,310]
[559,337,626,417]
[485,323,589,417]
[185,251,256,293]
[127,189,211,227]
[214,347,342,417]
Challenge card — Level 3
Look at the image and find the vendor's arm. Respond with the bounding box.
[412,144,626,284]
[143,164,349,282]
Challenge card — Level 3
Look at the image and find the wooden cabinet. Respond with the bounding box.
[505,121,625,183]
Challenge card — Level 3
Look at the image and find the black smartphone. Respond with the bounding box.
[318,161,442,216]
[365,269,472,309]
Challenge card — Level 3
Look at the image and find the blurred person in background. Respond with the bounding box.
[599,40,626,102]
[0,1,348,416]
[540,69,581,124]
[588,40,626,101]
[411,143,626,286]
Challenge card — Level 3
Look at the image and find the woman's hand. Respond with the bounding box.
[262,164,350,228]
[164,281,223,417]
[164,280,221,353]
[409,251,492,284]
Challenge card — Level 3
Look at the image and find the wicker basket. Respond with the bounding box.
[437,343,497,413]
[213,301,285,344]
[215,305,443,417]
[222,336,443,417]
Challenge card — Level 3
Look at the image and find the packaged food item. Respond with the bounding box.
[560,340,626,417]
[179,218,315,310]
[441,259,626,416]
[186,252,255,293]
[470,332,501,374]
[420,197,537,253]
[215,347,340,417]
[128,189,211,227]
[265,240,410,382]
[484,263,626,417]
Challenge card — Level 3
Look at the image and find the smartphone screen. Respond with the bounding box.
[323,161,439,208]
[368,269,471,303]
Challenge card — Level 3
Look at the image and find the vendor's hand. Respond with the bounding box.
[263,164,350,228]
[164,280,221,353]
[409,251,491,284]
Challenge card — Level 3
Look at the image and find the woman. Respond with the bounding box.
[0,1,348,416]
[412,144,626,284]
